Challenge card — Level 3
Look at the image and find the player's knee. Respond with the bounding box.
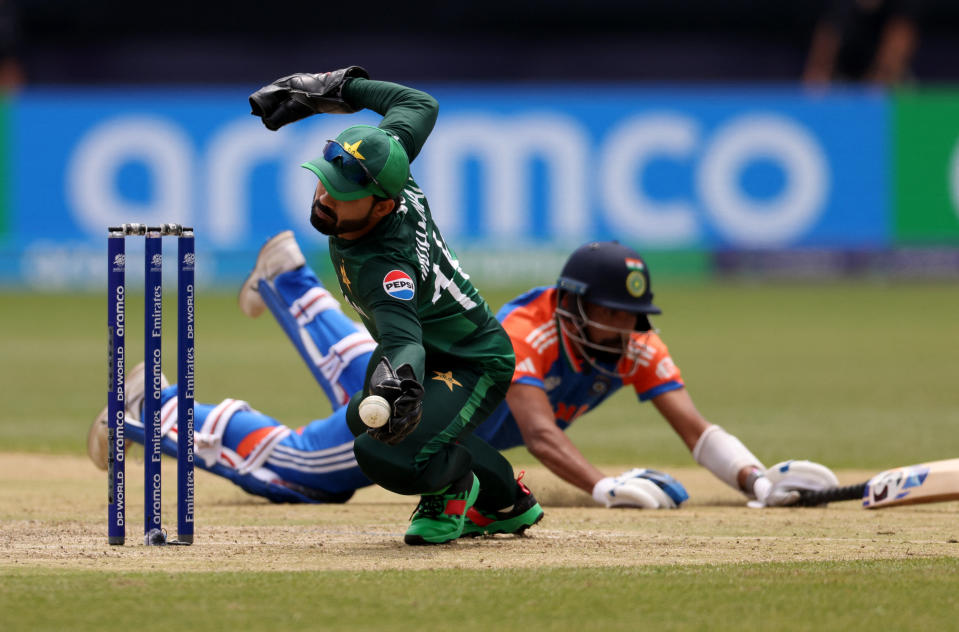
[353,435,421,494]
[353,435,471,496]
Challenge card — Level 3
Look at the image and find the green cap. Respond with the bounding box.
[302,125,410,201]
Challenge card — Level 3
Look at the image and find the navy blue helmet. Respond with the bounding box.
[557,240,660,331]
[555,241,661,377]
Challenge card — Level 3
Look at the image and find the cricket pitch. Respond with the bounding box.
[2,453,958,572]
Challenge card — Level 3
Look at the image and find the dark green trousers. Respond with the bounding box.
[346,347,519,510]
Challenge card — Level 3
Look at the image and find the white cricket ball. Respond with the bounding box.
[359,395,391,428]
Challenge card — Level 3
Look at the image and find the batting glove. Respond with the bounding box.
[749,460,839,508]
[592,468,689,509]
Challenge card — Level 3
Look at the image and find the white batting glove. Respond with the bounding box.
[748,460,839,508]
[592,468,689,509]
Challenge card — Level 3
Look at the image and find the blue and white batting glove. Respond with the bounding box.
[592,468,689,509]
[748,460,839,508]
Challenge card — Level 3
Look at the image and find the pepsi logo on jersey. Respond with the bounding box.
[383,270,415,300]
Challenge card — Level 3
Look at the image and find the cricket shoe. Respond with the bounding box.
[87,361,170,470]
[404,471,480,545]
[461,471,544,537]
[238,230,306,318]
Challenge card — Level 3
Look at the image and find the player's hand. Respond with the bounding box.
[592,468,689,509]
[249,66,370,130]
[366,357,423,445]
[749,460,839,508]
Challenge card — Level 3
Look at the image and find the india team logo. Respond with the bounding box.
[626,270,646,297]
[625,257,647,297]
[383,270,415,300]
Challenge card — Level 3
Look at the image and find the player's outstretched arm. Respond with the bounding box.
[251,67,438,165]
[249,66,370,130]
[507,383,686,509]
[653,388,837,506]
[341,78,438,162]
[508,384,603,491]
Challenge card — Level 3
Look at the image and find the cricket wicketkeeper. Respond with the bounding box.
[250,67,543,545]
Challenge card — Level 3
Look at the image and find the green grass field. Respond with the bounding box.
[3,281,957,466]
[4,559,959,631]
[2,280,959,630]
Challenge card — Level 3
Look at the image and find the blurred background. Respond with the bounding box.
[13,0,959,84]
[1,0,958,468]
[1,0,957,288]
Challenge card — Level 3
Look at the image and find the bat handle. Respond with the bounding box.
[796,483,868,507]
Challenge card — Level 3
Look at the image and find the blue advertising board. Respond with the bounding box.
[2,85,889,288]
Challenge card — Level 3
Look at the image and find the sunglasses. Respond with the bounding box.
[323,140,386,196]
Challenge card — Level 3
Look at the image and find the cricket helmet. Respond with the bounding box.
[557,241,660,328]
[555,241,661,377]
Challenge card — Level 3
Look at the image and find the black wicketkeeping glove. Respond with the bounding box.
[367,357,423,446]
[249,66,370,131]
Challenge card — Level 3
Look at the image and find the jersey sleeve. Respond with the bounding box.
[498,290,558,390]
[341,78,438,163]
[355,258,426,381]
[623,332,684,401]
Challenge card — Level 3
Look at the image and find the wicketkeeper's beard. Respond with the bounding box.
[310,200,377,236]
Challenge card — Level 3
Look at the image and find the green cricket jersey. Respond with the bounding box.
[330,79,513,384]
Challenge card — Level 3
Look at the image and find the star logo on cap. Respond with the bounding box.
[342,140,365,160]
[431,370,462,391]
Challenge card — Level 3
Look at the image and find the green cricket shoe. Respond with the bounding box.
[404,471,480,545]
[461,472,544,537]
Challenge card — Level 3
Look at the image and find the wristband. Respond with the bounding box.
[692,424,765,490]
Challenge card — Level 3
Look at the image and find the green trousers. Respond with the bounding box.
[346,348,519,510]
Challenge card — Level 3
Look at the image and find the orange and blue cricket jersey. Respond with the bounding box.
[474,286,685,450]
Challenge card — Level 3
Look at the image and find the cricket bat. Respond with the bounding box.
[797,458,959,508]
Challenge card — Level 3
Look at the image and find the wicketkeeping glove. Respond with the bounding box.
[366,357,423,446]
[748,460,839,508]
[249,66,370,131]
[592,468,689,509]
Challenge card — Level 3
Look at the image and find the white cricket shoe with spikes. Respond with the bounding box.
[87,361,170,471]
[238,230,306,318]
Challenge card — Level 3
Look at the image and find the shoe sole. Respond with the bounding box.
[87,405,110,471]
[460,504,545,538]
[88,362,145,470]
[87,362,165,471]
[238,231,302,319]
[404,475,481,546]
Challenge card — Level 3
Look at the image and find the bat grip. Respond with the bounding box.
[796,483,867,507]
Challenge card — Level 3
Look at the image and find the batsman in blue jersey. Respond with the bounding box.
[90,234,840,517]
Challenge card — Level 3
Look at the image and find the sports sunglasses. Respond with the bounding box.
[323,140,386,196]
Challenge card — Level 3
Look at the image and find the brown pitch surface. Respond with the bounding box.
[2,453,958,572]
